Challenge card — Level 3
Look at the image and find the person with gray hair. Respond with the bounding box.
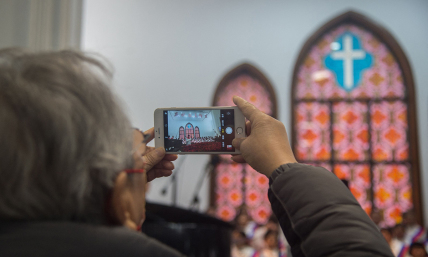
[0,49,184,256]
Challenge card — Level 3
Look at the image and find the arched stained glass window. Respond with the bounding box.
[291,11,422,227]
[211,63,278,224]
[185,123,194,139]
[179,126,184,140]
[195,126,200,139]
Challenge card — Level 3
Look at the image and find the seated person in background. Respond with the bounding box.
[381,227,394,253]
[409,242,428,257]
[252,215,289,255]
[233,208,257,239]
[231,230,255,257]
[370,209,383,228]
[403,210,426,244]
[186,134,192,145]
[0,49,394,257]
[256,230,279,257]
[205,206,216,217]
[390,223,409,257]
[252,215,279,250]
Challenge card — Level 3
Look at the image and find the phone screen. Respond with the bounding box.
[163,109,236,152]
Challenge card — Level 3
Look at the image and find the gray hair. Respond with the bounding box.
[0,49,133,223]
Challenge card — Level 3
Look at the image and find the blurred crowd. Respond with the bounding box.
[372,210,427,257]
[228,209,289,257]
[206,207,428,257]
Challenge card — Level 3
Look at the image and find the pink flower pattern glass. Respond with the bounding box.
[334,164,372,214]
[215,75,273,116]
[294,24,412,226]
[214,73,275,224]
[295,102,331,161]
[373,164,412,227]
[333,102,370,161]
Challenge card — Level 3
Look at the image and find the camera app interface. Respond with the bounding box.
[164,109,235,152]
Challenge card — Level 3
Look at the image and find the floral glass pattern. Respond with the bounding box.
[295,102,331,161]
[195,126,200,139]
[215,74,273,116]
[294,24,413,226]
[213,70,276,224]
[185,123,194,139]
[179,126,184,140]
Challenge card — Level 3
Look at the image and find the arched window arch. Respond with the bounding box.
[185,123,194,139]
[179,126,184,140]
[211,63,278,224]
[291,11,422,226]
[195,126,200,139]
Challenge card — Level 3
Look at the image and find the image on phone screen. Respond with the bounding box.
[163,109,235,152]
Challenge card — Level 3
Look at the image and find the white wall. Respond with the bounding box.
[81,0,428,221]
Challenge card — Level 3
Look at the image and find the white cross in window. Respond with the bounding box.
[331,35,366,90]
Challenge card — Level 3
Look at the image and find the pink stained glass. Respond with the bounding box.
[215,162,244,221]
[371,101,409,161]
[215,74,273,116]
[185,123,194,139]
[373,164,412,227]
[295,25,405,101]
[195,127,200,138]
[245,164,271,224]
[214,161,271,224]
[332,102,369,161]
[292,17,418,228]
[334,164,372,214]
[295,102,331,161]
[179,126,184,140]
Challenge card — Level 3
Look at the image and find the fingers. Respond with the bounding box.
[153,159,175,170]
[233,96,263,123]
[142,147,166,171]
[144,146,177,161]
[231,155,246,163]
[146,169,173,182]
[163,154,178,161]
[143,127,155,143]
[232,138,245,150]
[245,120,251,136]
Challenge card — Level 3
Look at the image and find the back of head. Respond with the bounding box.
[409,242,428,257]
[0,49,132,223]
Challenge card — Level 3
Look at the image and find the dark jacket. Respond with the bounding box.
[269,163,394,257]
[0,221,184,257]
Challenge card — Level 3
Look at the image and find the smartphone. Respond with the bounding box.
[154,107,245,154]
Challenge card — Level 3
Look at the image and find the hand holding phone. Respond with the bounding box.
[134,127,178,182]
[154,107,245,154]
[230,96,297,177]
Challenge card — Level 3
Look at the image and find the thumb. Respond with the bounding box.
[143,147,165,171]
[232,138,246,150]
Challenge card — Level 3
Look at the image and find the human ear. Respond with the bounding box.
[110,171,139,231]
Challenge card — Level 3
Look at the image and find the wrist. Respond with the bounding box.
[266,157,297,177]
